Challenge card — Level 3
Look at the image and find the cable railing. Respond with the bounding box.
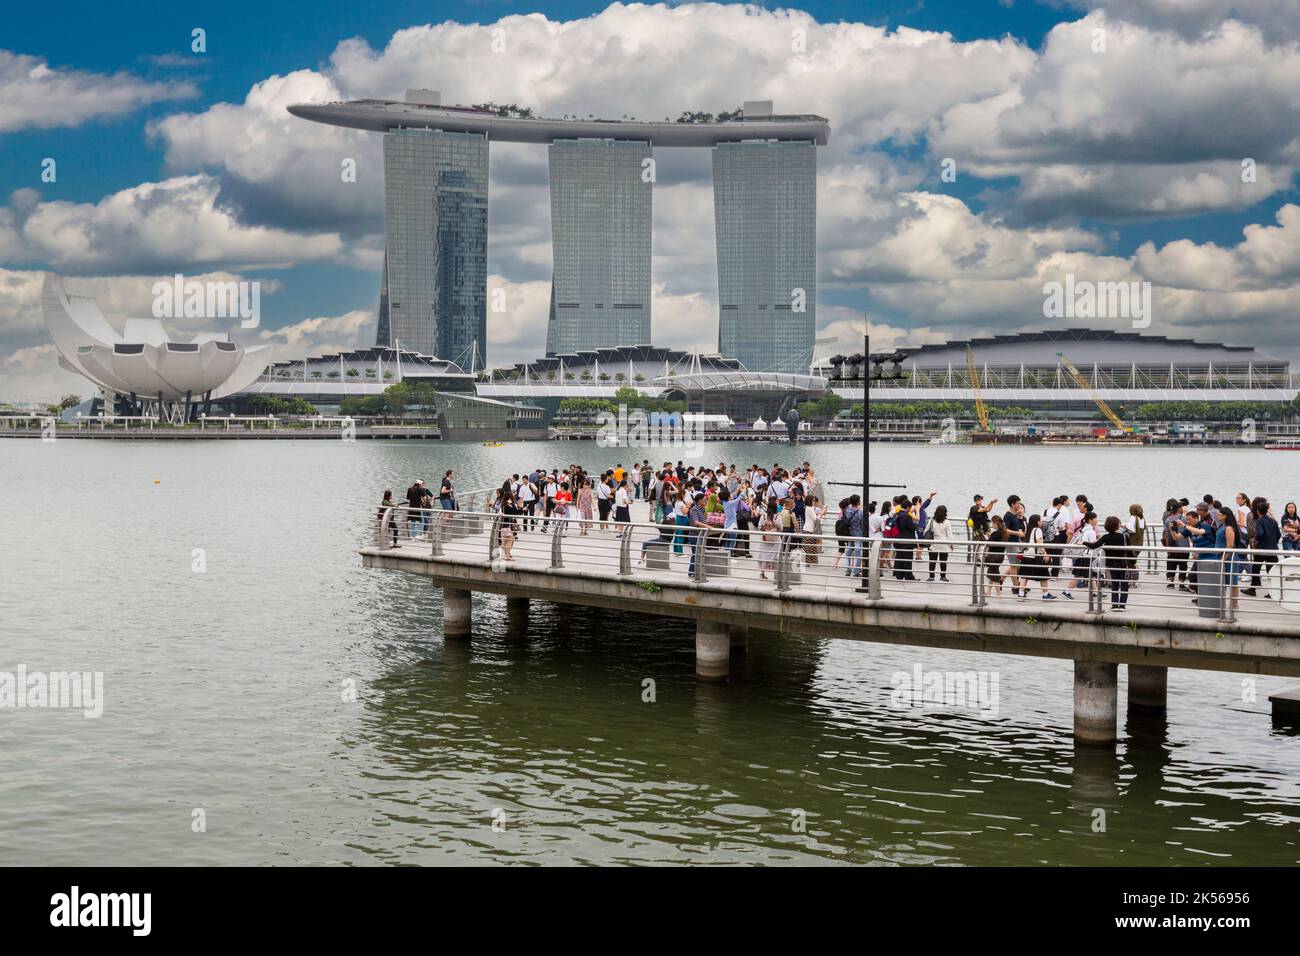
[864,536,1300,627]
[368,501,867,599]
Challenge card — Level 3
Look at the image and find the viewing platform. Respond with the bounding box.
[362,498,1300,745]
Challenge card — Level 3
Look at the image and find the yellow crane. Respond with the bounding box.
[965,346,990,432]
[1056,351,1131,433]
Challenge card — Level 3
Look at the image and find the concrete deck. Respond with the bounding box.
[360,502,1300,677]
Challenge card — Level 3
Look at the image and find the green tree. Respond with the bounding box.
[384,383,411,418]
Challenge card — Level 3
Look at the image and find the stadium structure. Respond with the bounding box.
[869,329,1298,416]
[476,345,853,423]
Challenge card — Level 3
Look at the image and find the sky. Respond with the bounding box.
[2,0,1299,400]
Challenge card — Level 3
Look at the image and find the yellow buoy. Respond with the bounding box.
[154,478,161,484]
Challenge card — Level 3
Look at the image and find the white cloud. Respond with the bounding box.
[1135,203,1300,290]
[253,309,375,359]
[0,50,196,134]
[929,14,1300,219]
[8,175,345,274]
[1068,1,1300,44]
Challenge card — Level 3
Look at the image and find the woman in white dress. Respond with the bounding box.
[802,496,825,565]
[756,509,779,579]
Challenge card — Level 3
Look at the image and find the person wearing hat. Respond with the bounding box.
[967,494,995,541]
[406,479,426,539]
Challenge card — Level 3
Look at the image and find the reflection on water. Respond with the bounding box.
[1,439,1298,865]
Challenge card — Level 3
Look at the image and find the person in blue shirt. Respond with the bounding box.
[1213,508,1245,612]
[1245,498,1280,597]
[843,495,864,577]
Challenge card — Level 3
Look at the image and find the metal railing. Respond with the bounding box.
[864,535,1300,628]
[370,501,867,599]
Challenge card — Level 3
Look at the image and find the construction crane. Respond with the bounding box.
[1056,351,1131,433]
[965,346,990,432]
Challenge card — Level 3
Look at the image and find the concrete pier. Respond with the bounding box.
[1074,661,1118,745]
[696,622,731,680]
[443,587,472,640]
[363,503,1300,743]
[1128,664,1168,712]
[730,625,749,653]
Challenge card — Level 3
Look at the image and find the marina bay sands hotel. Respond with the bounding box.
[288,91,829,373]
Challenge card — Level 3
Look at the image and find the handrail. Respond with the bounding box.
[365,504,1300,626]
[550,519,564,569]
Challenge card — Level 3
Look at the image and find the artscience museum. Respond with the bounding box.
[42,274,272,422]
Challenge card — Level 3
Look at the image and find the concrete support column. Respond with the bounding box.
[730,625,749,653]
[696,621,730,680]
[1074,660,1118,745]
[506,596,529,616]
[443,587,472,641]
[1128,664,1168,713]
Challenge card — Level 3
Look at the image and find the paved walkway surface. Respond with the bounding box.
[869,543,1300,632]
[379,500,867,601]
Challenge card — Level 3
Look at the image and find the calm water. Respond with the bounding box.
[1,438,1297,866]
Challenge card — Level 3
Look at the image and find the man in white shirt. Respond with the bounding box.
[596,477,612,530]
[517,476,537,530]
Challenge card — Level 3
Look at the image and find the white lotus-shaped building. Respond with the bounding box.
[43,274,271,411]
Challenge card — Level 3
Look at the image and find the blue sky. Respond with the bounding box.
[3,0,1300,398]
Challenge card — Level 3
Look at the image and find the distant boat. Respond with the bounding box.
[1265,440,1300,450]
[482,441,506,447]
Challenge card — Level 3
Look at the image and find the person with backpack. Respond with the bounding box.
[843,496,864,576]
[835,500,853,571]
[1083,515,1134,610]
[1245,498,1280,598]
[1061,511,1100,599]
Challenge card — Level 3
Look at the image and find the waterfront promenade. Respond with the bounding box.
[361,499,1300,745]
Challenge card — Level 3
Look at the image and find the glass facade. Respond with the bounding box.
[375,249,391,347]
[546,139,652,356]
[381,128,488,369]
[713,140,817,374]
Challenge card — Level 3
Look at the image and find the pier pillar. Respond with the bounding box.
[1269,686,1300,729]
[730,625,749,653]
[506,596,529,616]
[695,621,730,680]
[1127,664,1168,713]
[443,587,472,641]
[1073,660,1118,745]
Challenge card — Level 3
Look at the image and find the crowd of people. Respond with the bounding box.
[867,489,1300,611]
[381,460,871,581]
